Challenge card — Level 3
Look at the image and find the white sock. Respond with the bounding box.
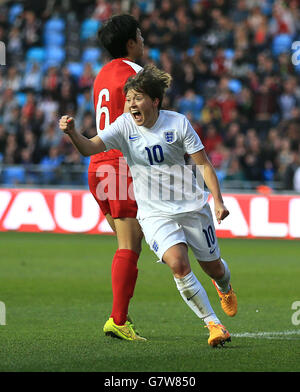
[214,258,231,294]
[174,271,220,325]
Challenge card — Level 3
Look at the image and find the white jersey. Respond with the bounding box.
[99,110,208,219]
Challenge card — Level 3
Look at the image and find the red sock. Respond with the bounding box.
[110,249,139,326]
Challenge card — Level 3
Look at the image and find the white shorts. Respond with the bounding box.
[139,203,220,262]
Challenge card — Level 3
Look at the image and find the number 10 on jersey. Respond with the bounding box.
[145,145,164,165]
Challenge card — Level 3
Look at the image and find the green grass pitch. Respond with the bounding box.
[0,231,299,372]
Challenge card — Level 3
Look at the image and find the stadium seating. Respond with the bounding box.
[178,94,204,121]
[67,62,84,79]
[44,17,65,33]
[82,156,90,185]
[82,47,101,64]
[81,18,101,40]
[228,79,242,94]
[149,48,160,62]
[26,47,46,63]
[45,46,66,66]
[16,92,27,107]
[8,3,23,23]
[2,166,26,185]
[1,0,300,190]
[272,34,293,56]
[224,49,235,59]
[44,31,66,47]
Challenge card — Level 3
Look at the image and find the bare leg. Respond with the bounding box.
[113,217,143,254]
[197,258,225,280]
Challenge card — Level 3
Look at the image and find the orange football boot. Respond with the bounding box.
[212,281,237,317]
[206,322,231,347]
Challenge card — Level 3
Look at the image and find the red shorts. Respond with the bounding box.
[88,158,138,219]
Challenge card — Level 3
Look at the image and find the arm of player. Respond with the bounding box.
[59,116,106,157]
[190,149,229,224]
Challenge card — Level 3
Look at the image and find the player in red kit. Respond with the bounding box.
[88,14,146,340]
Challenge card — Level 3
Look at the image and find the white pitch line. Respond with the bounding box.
[231,330,300,339]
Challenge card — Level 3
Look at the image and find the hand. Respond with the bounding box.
[214,202,229,225]
[59,115,75,134]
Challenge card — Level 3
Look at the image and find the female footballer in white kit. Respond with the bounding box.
[59,64,238,347]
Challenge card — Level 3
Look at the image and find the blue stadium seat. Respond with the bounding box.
[2,166,26,185]
[136,0,153,12]
[82,156,90,185]
[228,79,242,94]
[45,46,66,64]
[77,93,84,106]
[186,47,195,57]
[224,49,235,59]
[178,94,204,121]
[82,47,101,63]
[44,17,65,33]
[26,47,46,63]
[149,48,160,62]
[272,34,293,56]
[261,0,274,16]
[81,18,101,40]
[44,31,65,47]
[16,92,27,107]
[9,4,24,23]
[83,156,90,166]
[67,62,84,79]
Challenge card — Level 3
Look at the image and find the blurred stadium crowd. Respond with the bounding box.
[0,0,300,191]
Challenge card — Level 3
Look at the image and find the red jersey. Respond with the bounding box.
[89,58,142,170]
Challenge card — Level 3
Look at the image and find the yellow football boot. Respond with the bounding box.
[103,317,147,341]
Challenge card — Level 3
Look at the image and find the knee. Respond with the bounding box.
[132,242,142,255]
[162,243,190,278]
[131,232,144,255]
[117,233,143,255]
[173,264,191,279]
[136,232,144,254]
[166,255,191,278]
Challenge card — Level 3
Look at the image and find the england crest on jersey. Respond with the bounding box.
[163,130,177,144]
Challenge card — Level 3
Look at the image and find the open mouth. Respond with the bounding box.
[131,110,143,122]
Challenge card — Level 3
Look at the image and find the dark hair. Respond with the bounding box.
[98,14,139,58]
[124,64,172,110]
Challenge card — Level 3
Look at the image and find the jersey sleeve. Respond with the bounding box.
[182,117,204,155]
[97,115,124,152]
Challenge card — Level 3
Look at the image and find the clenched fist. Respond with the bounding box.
[214,202,229,225]
[59,115,75,134]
